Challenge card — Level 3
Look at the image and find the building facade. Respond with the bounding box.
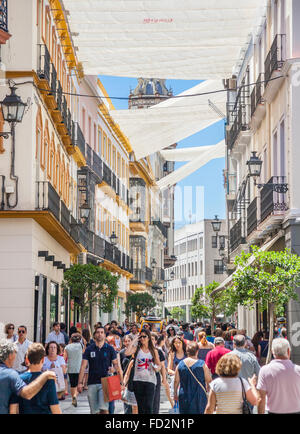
[128,78,176,317]
[222,0,300,358]
[0,0,133,340]
[164,220,226,322]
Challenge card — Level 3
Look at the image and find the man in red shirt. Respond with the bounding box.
[205,337,231,379]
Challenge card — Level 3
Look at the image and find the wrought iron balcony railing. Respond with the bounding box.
[50,63,57,96]
[250,73,264,117]
[92,151,103,180]
[0,1,8,33]
[103,162,112,186]
[247,197,257,236]
[230,218,245,252]
[260,176,288,223]
[265,34,286,83]
[146,267,153,282]
[85,144,92,168]
[131,268,146,284]
[73,122,85,156]
[37,44,51,83]
[152,219,168,239]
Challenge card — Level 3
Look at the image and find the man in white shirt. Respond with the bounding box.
[45,322,65,345]
[12,326,32,373]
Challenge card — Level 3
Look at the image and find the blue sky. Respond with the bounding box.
[99,75,226,227]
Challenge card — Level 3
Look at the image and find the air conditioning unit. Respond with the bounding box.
[78,252,87,264]
[223,78,237,90]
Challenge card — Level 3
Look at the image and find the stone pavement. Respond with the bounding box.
[60,386,172,414]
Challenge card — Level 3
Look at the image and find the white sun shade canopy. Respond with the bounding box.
[160,145,217,161]
[63,0,265,79]
[110,80,226,160]
[157,140,225,190]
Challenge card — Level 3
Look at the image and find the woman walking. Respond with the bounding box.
[64,333,83,407]
[205,353,258,414]
[43,342,67,400]
[197,331,214,361]
[174,342,211,414]
[167,336,187,376]
[125,328,161,414]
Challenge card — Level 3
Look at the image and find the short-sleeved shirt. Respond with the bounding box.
[133,349,157,385]
[232,348,260,381]
[12,339,33,373]
[257,359,300,414]
[65,343,82,374]
[210,377,251,414]
[205,346,231,374]
[42,356,66,371]
[9,371,58,414]
[0,363,26,414]
[83,342,117,385]
[45,331,66,345]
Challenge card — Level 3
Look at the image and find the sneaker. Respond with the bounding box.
[72,397,77,407]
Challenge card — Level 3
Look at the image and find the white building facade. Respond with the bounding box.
[164,220,226,322]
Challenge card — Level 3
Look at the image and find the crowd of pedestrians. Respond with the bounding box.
[0,318,299,414]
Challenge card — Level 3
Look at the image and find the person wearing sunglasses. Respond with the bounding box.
[125,328,161,414]
[12,326,32,374]
[5,324,17,343]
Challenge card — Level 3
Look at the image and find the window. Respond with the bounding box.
[98,128,102,155]
[195,262,197,275]
[219,236,225,248]
[214,260,224,274]
[200,261,203,275]
[103,133,107,160]
[280,119,285,177]
[50,282,59,325]
[108,139,111,166]
[212,236,218,248]
[199,237,203,249]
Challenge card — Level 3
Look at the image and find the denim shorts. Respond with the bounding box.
[87,384,109,413]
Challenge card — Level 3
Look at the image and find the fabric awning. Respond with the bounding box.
[63,0,266,79]
[160,145,217,161]
[157,140,225,190]
[211,231,285,296]
[110,80,226,160]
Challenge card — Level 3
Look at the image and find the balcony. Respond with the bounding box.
[230,218,245,253]
[37,44,51,84]
[131,268,146,284]
[264,34,286,103]
[0,1,10,43]
[103,162,112,187]
[250,73,266,129]
[151,219,168,239]
[104,240,114,263]
[92,151,103,182]
[145,267,153,282]
[260,176,288,223]
[85,144,92,168]
[247,197,257,236]
[73,122,85,157]
[227,105,250,151]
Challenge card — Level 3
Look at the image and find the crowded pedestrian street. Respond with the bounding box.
[2,0,300,420]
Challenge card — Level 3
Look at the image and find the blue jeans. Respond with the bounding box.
[87,384,109,414]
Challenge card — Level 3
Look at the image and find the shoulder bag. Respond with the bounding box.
[239,377,252,414]
[184,360,208,398]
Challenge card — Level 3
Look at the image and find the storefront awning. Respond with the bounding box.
[63,0,266,79]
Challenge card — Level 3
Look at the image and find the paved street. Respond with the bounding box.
[60,386,172,414]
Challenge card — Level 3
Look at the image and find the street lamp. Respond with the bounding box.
[110,231,118,246]
[151,258,157,270]
[211,215,221,234]
[79,200,91,223]
[0,82,28,209]
[170,269,175,280]
[246,151,288,193]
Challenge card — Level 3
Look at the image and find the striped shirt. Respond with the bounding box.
[210,377,250,414]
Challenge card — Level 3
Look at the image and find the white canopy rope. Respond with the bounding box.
[157,140,225,190]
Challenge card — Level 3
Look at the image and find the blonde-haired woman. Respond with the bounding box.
[197,331,214,361]
[205,353,258,414]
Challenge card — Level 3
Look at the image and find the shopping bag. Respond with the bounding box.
[101,375,122,402]
[50,366,65,393]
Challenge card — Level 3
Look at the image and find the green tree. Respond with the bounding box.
[229,247,300,363]
[62,263,119,323]
[191,282,236,331]
[125,292,156,321]
[169,306,185,321]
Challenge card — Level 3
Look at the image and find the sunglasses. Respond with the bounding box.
[140,335,147,339]
[18,330,26,334]
[8,327,14,330]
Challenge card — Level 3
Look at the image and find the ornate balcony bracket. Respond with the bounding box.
[255,182,288,194]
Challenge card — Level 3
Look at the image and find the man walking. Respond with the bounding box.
[251,338,300,414]
[205,337,231,379]
[232,335,260,381]
[0,340,56,414]
[45,322,65,345]
[12,326,32,374]
[9,343,61,414]
[77,326,124,414]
